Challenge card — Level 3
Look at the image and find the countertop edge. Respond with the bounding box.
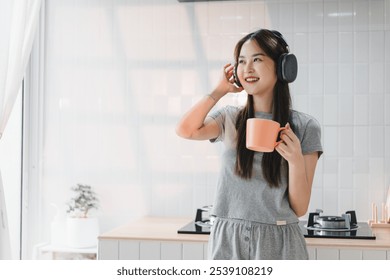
[98,216,390,249]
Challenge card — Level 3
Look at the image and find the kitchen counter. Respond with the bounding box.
[99,216,390,248]
[98,216,390,260]
[99,216,209,243]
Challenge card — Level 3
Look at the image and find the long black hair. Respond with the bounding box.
[234,29,294,187]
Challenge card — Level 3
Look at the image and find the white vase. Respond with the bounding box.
[66,217,99,248]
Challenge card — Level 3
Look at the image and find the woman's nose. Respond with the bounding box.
[244,61,254,73]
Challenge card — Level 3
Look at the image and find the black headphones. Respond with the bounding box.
[233,30,298,87]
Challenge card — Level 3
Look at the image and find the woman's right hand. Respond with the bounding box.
[214,63,244,99]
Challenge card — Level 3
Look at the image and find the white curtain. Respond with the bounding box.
[0,0,42,259]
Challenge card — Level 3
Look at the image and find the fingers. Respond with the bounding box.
[222,63,244,92]
[223,63,234,73]
[223,64,234,80]
[280,123,298,142]
[275,142,287,158]
[280,129,293,144]
[276,124,305,163]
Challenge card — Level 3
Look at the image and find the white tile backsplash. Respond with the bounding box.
[323,63,339,95]
[369,63,385,94]
[386,126,390,157]
[294,33,309,64]
[354,63,369,94]
[338,95,354,126]
[323,188,339,214]
[353,158,369,174]
[324,95,339,125]
[309,2,324,32]
[369,31,385,63]
[280,2,293,32]
[386,63,390,93]
[338,1,354,32]
[369,0,385,31]
[308,63,324,94]
[339,158,354,189]
[324,32,339,62]
[386,95,390,125]
[354,32,369,63]
[338,63,354,94]
[39,0,390,238]
[294,2,309,32]
[309,33,324,63]
[354,94,369,125]
[387,1,390,29]
[324,126,339,156]
[308,95,324,123]
[354,0,369,31]
[370,126,385,157]
[354,187,370,218]
[338,126,354,157]
[354,126,369,157]
[339,32,354,63]
[324,158,339,174]
[339,189,354,211]
[324,1,339,32]
[386,31,390,62]
[369,95,385,125]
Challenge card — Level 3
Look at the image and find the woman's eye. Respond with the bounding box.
[254,57,262,62]
[238,60,245,64]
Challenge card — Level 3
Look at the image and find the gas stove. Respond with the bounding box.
[178,206,213,234]
[300,209,376,240]
[178,208,376,240]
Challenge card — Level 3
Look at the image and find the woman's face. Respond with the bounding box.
[236,39,277,97]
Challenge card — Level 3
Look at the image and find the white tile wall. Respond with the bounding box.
[37,0,390,242]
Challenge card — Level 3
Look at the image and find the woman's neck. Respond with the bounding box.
[252,94,273,114]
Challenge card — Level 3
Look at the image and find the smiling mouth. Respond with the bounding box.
[245,77,259,83]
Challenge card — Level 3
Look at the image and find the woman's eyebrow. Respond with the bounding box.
[239,53,266,58]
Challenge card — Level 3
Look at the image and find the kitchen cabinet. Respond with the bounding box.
[310,248,389,260]
[98,217,390,260]
[98,217,209,260]
[304,227,390,260]
[99,239,208,260]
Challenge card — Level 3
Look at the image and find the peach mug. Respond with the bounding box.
[246,119,286,152]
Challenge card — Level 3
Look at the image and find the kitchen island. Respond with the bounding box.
[98,216,390,260]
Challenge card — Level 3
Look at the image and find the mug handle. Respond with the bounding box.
[274,127,287,147]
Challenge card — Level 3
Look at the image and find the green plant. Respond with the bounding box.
[66,184,99,218]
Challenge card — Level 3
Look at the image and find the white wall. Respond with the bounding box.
[30,0,390,252]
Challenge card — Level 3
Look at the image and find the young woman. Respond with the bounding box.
[176,29,322,260]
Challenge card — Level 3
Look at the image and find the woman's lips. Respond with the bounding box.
[245,77,259,83]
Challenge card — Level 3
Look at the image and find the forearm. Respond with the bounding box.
[288,155,311,217]
[175,88,225,138]
[276,126,319,217]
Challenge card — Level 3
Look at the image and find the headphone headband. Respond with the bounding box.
[270,30,289,52]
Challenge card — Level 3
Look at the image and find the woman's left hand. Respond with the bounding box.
[275,123,304,166]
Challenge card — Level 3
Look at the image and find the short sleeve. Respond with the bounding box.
[207,107,226,143]
[301,118,323,158]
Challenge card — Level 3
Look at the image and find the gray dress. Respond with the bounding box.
[207,106,323,260]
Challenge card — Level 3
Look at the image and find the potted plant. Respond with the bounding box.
[66,184,100,248]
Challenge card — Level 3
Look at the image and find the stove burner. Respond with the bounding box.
[195,220,213,227]
[306,209,358,231]
[301,209,376,239]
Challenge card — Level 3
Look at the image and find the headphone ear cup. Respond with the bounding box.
[277,53,298,83]
[233,64,243,88]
